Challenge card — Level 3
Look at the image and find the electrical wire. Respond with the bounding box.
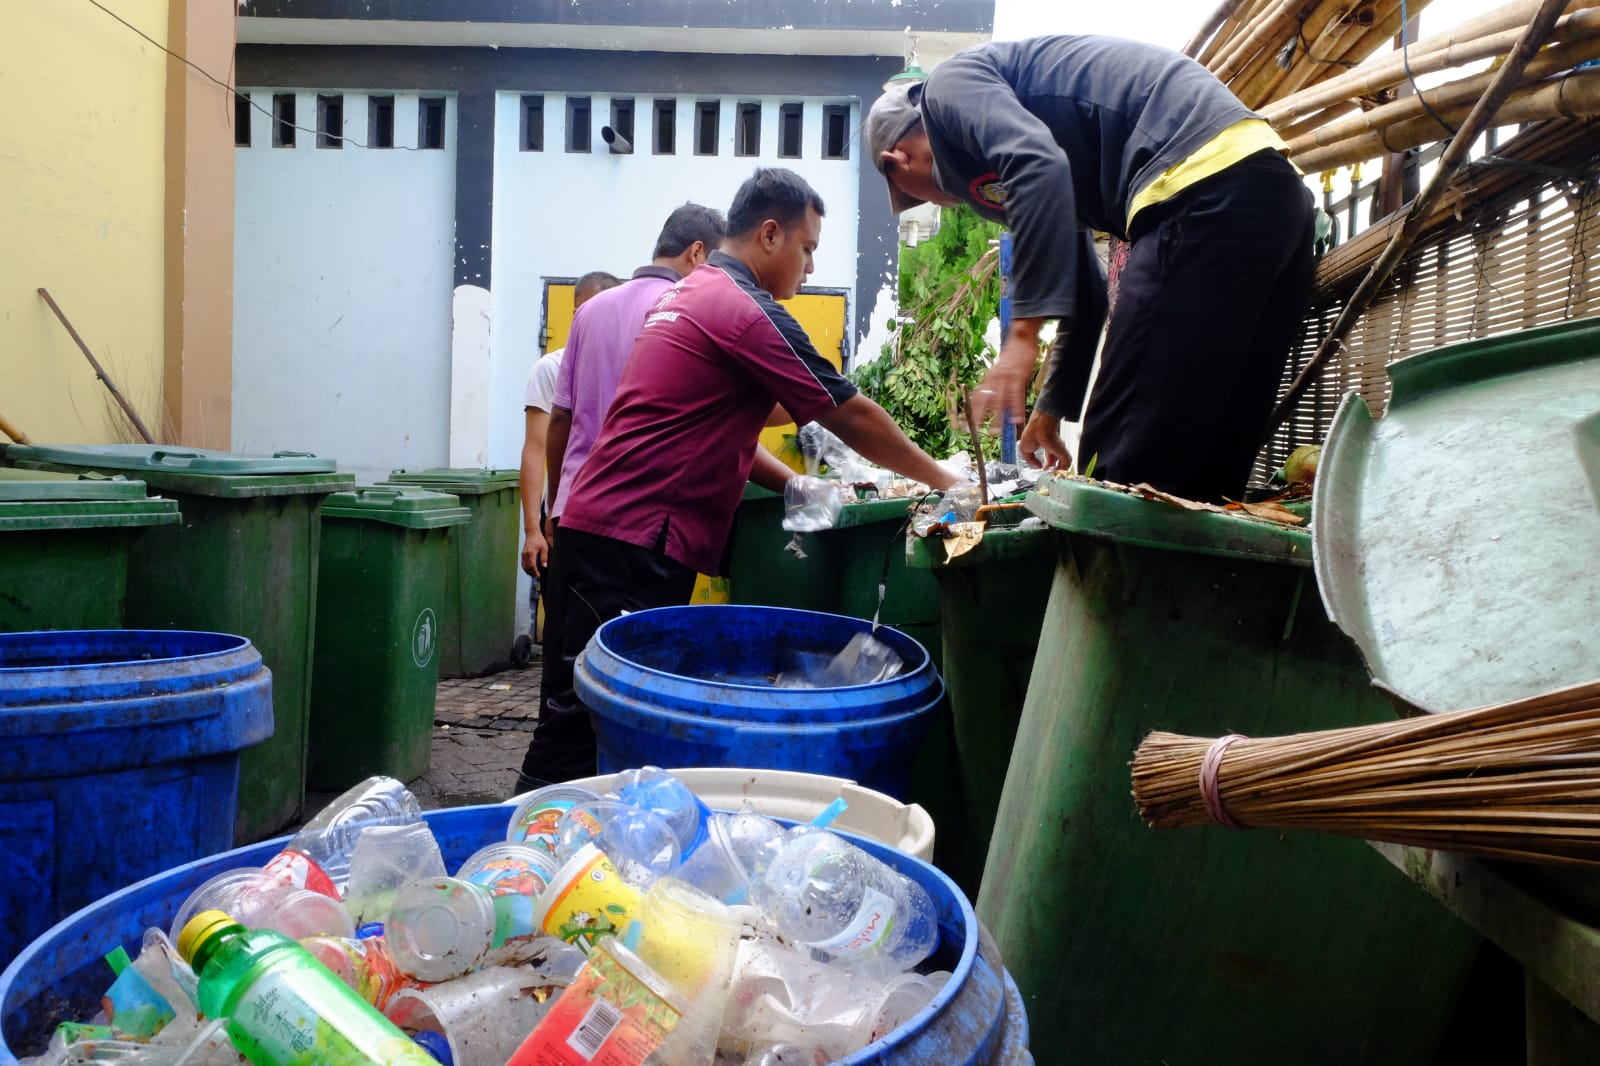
[83,0,428,151]
[1400,0,1459,140]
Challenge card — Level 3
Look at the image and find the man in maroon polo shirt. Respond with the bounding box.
[515,167,960,789]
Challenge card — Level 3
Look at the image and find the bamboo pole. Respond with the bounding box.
[1338,0,1420,71]
[1266,0,1600,125]
[1268,0,1575,434]
[1291,68,1600,171]
[1210,0,1306,82]
[1278,100,1362,143]
[1202,0,1279,67]
[1264,1,1386,103]
[37,287,156,445]
[1286,37,1600,154]
[1185,0,1250,58]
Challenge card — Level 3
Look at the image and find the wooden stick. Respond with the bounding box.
[961,390,989,502]
[1291,68,1600,172]
[1268,0,1580,432]
[37,287,156,445]
[0,412,30,445]
[1266,1,1600,125]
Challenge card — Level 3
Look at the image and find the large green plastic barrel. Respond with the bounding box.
[0,469,179,632]
[1,444,352,842]
[979,473,1482,1065]
[907,509,1054,897]
[309,487,471,789]
[381,468,520,678]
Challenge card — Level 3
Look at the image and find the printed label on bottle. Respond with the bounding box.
[507,943,680,1066]
[811,886,897,958]
[262,850,339,901]
[230,967,433,1065]
[511,800,580,856]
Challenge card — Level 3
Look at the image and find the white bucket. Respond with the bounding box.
[522,767,936,861]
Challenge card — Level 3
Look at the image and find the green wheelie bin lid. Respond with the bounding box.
[3,444,348,498]
[321,486,473,529]
[0,469,180,529]
[383,467,519,496]
[1314,315,1600,715]
[1024,471,1312,564]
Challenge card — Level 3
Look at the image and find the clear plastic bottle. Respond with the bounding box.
[384,844,560,982]
[263,777,422,898]
[176,909,437,1066]
[752,827,938,979]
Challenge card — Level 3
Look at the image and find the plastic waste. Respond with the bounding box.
[176,909,437,1065]
[506,936,687,1066]
[673,809,785,905]
[752,827,938,978]
[299,935,421,1012]
[780,475,845,532]
[384,843,560,983]
[19,1017,241,1065]
[607,767,712,858]
[631,878,740,1066]
[505,784,600,858]
[170,868,354,945]
[553,799,681,886]
[530,844,642,954]
[383,966,558,1066]
[343,823,447,928]
[262,777,423,898]
[773,630,904,689]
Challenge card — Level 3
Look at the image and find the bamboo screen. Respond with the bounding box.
[1254,118,1600,487]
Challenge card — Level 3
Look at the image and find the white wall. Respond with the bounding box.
[488,92,862,475]
[233,90,457,484]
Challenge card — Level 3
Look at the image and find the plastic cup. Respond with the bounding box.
[258,886,356,940]
[383,966,555,1066]
[345,822,447,926]
[169,867,272,941]
[505,784,599,856]
[387,877,499,982]
[531,843,642,953]
[611,767,713,858]
[455,842,558,897]
[674,809,784,904]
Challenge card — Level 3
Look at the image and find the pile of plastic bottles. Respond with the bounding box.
[23,770,949,1066]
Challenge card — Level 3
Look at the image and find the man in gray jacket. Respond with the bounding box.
[867,35,1314,502]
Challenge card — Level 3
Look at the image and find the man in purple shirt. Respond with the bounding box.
[515,167,958,790]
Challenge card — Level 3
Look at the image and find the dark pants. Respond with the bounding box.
[518,526,697,788]
[1079,150,1316,502]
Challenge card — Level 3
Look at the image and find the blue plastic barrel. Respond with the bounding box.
[0,630,273,971]
[575,606,945,799]
[0,804,1029,1064]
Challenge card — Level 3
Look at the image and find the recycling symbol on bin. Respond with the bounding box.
[412,608,437,668]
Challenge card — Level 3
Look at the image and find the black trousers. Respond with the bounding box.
[1078,150,1316,502]
[519,526,697,786]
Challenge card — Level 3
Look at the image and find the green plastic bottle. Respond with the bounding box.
[177,909,439,1066]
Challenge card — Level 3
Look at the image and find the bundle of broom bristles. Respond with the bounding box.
[1131,677,1600,866]
[1186,0,1600,173]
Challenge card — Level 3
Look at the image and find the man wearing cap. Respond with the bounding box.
[868,34,1315,502]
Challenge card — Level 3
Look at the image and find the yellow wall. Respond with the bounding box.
[3,3,171,444]
[762,291,848,470]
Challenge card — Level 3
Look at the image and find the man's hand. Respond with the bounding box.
[520,527,549,577]
[1020,409,1073,471]
[970,321,1044,430]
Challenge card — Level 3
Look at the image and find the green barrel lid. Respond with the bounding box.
[3,444,352,499]
[381,467,520,495]
[322,486,473,529]
[0,468,180,530]
[1025,472,1311,565]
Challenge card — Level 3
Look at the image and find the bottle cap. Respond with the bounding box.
[411,1029,454,1065]
[176,909,239,963]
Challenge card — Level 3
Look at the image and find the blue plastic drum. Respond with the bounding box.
[575,606,944,799]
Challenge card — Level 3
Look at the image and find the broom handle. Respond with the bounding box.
[0,412,29,445]
[37,287,156,445]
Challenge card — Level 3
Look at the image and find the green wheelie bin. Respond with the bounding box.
[1,444,353,843]
[0,469,179,631]
[978,472,1482,1066]
[308,487,471,790]
[906,506,1054,897]
[380,468,520,679]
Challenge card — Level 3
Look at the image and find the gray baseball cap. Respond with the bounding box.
[865,80,927,215]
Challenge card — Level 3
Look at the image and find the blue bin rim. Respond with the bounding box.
[589,604,933,693]
[0,631,263,714]
[0,804,980,1066]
